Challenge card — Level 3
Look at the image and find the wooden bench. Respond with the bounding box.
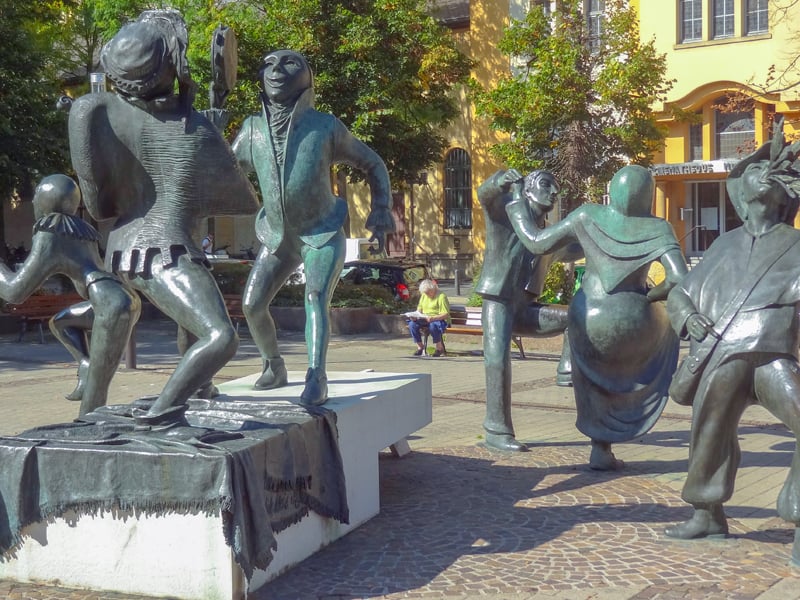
[424,305,526,359]
[3,293,84,343]
[223,294,246,333]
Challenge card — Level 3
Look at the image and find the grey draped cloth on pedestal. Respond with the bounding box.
[0,397,349,580]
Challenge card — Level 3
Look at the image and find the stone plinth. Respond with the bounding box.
[0,370,432,600]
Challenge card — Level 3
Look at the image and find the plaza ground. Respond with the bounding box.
[0,282,798,599]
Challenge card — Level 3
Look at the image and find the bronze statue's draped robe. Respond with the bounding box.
[563,205,681,443]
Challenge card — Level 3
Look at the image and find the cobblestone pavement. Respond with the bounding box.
[259,443,799,600]
[1,316,799,599]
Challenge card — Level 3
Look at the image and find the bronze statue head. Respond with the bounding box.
[33,175,81,220]
[522,170,559,215]
[259,50,312,105]
[101,10,195,111]
[727,117,800,225]
[608,165,654,217]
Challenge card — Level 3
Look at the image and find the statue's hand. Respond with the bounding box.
[367,232,386,256]
[500,168,524,191]
[686,313,718,342]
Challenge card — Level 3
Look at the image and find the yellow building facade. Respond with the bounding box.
[639,0,800,259]
[372,0,800,274]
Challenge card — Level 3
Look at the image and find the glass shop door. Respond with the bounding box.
[686,181,742,256]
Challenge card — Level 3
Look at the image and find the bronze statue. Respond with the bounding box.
[231,50,395,406]
[664,120,800,566]
[507,165,687,469]
[68,10,259,427]
[476,169,580,452]
[0,175,140,417]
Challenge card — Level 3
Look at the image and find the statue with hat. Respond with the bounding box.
[231,49,395,406]
[664,118,800,566]
[0,175,141,417]
[506,164,687,470]
[68,9,259,427]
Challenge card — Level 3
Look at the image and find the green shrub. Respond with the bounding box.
[272,282,405,314]
[466,291,483,307]
[211,261,252,295]
[213,261,407,313]
[540,262,574,305]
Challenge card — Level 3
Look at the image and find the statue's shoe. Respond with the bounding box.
[555,372,573,387]
[254,357,288,390]
[64,360,89,401]
[589,440,624,471]
[299,368,328,406]
[485,432,528,452]
[132,404,189,431]
[664,508,728,540]
[196,381,219,399]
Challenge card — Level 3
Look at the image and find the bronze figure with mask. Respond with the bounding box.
[476,169,579,452]
[231,50,394,406]
[68,10,259,427]
[0,175,140,417]
[506,165,687,469]
[664,120,800,565]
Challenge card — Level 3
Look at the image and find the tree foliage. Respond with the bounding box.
[49,0,472,187]
[217,0,472,185]
[0,0,71,202]
[749,0,800,96]
[471,0,673,210]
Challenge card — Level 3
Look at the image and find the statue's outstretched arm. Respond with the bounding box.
[506,183,577,255]
[647,248,689,302]
[0,237,54,304]
[334,120,394,253]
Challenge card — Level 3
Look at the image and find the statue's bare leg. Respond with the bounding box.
[78,280,140,416]
[754,358,800,564]
[131,255,238,425]
[299,232,345,406]
[50,301,93,401]
[243,245,300,390]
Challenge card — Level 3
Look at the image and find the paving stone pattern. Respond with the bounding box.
[0,314,799,599]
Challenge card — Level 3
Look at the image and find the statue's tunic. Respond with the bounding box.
[475,172,554,304]
[666,223,800,513]
[68,93,258,274]
[231,88,391,253]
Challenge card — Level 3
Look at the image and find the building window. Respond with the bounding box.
[443,148,472,230]
[680,0,702,43]
[715,104,755,159]
[689,115,703,161]
[586,0,603,51]
[745,0,768,35]
[712,0,735,39]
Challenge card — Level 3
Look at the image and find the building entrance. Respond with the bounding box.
[686,181,742,256]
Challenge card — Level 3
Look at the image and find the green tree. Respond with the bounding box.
[471,0,673,211]
[215,0,472,185]
[0,0,71,208]
[54,0,471,187]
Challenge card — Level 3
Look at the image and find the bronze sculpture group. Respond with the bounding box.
[1,7,800,570]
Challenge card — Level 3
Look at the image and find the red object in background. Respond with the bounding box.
[396,283,410,301]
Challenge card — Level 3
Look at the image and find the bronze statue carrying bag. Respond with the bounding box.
[669,233,800,406]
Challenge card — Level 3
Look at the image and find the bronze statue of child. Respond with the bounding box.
[0,175,140,417]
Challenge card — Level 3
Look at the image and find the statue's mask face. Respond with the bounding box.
[525,173,559,214]
[260,50,311,104]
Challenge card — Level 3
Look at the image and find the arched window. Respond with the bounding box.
[443,148,472,230]
[714,97,755,159]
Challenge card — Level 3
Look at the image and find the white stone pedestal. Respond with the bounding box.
[0,370,432,600]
